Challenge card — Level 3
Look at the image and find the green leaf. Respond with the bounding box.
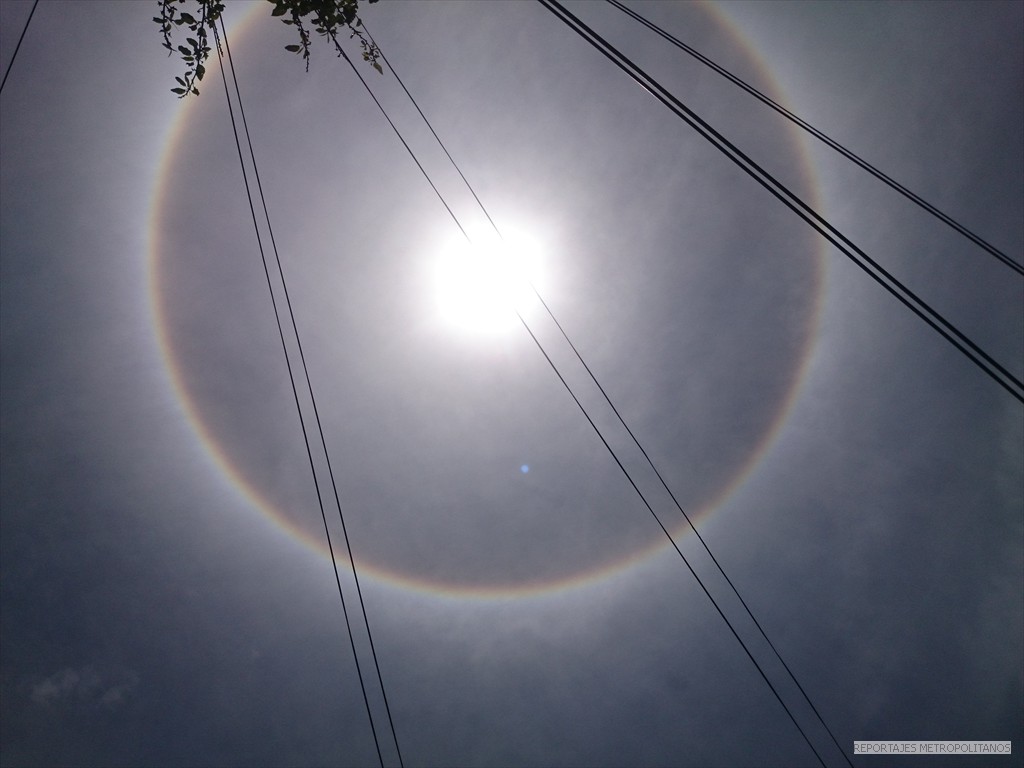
[270,4,287,16]
[195,64,205,80]
[175,76,186,86]
[178,45,190,55]
[284,44,302,53]
[186,37,198,48]
[179,12,196,24]
[171,87,186,94]
[372,61,383,74]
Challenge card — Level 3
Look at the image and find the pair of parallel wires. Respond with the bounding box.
[2,4,409,763]
[212,19,404,768]
[2,2,402,765]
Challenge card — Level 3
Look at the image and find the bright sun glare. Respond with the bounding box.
[433,229,545,335]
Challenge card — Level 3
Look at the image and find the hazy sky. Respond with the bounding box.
[1,2,1021,767]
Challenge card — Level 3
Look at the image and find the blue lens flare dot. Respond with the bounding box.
[520,464,529,474]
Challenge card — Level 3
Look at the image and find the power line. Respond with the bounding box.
[362,20,854,767]
[540,0,1023,406]
[0,0,39,96]
[218,20,404,767]
[336,23,834,768]
[360,21,502,238]
[212,27,387,768]
[214,20,401,768]
[508,313,829,768]
[325,27,469,242]
[606,0,1024,276]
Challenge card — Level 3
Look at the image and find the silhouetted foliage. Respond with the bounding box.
[155,0,380,98]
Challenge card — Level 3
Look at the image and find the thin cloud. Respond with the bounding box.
[29,665,138,708]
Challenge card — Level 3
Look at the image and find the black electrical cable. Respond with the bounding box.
[362,23,855,767]
[360,21,502,238]
[516,314,829,768]
[214,23,389,768]
[332,24,829,768]
[607,0,1024,276]
[326,28,469,243]
[539,0,1023,406]
[0,0,39,96]
[219,20,406,768]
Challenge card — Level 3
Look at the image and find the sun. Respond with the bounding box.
[432,228,545,335]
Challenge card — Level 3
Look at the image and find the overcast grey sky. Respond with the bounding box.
[1,2,1021,767]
